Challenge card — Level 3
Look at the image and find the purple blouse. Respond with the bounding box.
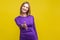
[15,15,38,40]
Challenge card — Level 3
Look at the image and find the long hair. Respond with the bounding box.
[20,2,31,15]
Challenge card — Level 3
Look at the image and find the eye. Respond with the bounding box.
[23,6,25,7]
[26,7,28,8]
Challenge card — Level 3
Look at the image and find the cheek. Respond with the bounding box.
[21,7,25,12]
[26,8,29,11]
[22,7,24,10]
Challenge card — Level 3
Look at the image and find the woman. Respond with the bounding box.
[15,2,38,40]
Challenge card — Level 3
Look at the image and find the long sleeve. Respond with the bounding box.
[33,17,38,40]
[15,17,22,29]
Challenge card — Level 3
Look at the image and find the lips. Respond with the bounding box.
[23,9,27,11]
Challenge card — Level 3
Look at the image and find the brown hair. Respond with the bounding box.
[20,2,31,15]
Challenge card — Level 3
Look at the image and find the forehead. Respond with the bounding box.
[23,3,29,7]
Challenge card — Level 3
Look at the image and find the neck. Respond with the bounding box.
[20,13,27,17]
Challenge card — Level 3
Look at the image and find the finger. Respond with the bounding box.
[26,27,28,30]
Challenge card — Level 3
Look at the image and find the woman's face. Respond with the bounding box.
[21,3,29,13]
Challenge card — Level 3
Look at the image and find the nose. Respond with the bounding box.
[24,7,27,9]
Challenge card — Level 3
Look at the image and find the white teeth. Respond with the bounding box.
[23,8,27,11]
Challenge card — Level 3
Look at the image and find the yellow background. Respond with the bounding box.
[0,0,60,40]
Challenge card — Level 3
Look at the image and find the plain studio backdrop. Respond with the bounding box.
[0,0,60,40]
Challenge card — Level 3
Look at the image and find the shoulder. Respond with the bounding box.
[28,15,35,21]
[29,15,34,19]
[14,16,20,21]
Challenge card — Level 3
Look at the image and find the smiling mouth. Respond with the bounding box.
[23,9,27,11]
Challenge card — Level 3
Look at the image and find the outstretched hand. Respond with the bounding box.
[21,21,28,30]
